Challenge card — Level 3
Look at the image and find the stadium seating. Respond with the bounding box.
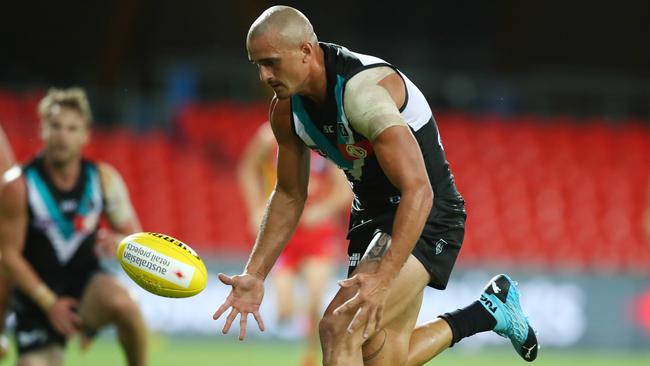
[1,91,649,271]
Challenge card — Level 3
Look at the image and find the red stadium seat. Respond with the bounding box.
[3,90,650,271]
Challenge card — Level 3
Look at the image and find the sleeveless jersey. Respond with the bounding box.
[289,42,465,235]
[22,156,104,287]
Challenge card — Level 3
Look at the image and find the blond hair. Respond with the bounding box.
[38,87,93,126]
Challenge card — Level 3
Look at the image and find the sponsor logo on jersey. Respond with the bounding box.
[349,253,361,267]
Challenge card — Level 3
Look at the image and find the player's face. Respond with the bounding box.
[41,105,89,165]
[247,35,309,99]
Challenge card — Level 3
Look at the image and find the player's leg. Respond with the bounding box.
[406,273,540,365]
[272,268,296,323]
[404,319,453,365]
[17,345,64,366]
[300,257,334,365]
[319,253,433,366]
[302,257,333,329]
[13,297,67,366]
[78,274,147,366]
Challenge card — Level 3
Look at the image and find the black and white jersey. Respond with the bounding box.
[290,42,465,235]
[22,156,104,288]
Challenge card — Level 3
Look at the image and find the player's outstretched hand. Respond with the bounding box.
[95,228,123,258]
[333,272,391,339]
[213,273,265,341]
[47,296,81,338]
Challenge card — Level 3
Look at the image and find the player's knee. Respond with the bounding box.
[277,296,295,319]
[277,308,292,323]
[107,294,140,322]
[318,312,339,344]
[319,312,362,349]
[362,330,409,365]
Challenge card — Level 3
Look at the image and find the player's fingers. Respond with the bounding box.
[222,309,238,334]
[347,306,364,334]
[70,312,82,328]
[218,273,234,285]
[333,294,361,315]
[52,320,66,337]
[97,228,108,238]
[363,306,377,339]
[60,320,76,337]
[66,297,80,308]
[212,298,232,320]
[375,305,384,332]
[239,312,248,341]
[253,311,265,332]
[337,275,360,288]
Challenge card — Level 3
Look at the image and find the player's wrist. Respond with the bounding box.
[32,283,58,312]
[375,256,402,282]
[243,270,266,282]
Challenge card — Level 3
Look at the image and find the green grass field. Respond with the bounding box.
[2,335,649,366]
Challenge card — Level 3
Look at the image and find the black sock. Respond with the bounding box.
[439,301,497,346]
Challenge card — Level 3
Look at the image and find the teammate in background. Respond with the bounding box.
[0,88,148,366]
[238,122,351,366]
[214,6,538,366]
[0,125,16,359]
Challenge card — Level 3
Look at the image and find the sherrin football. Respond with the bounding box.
[117,232,208,298]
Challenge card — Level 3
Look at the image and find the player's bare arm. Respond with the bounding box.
[0,173,81,337]
[96,162,141,257]
[214,97,310,340]
[0,126,15,176]
[334,68,433,338]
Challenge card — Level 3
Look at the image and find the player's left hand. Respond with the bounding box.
[213,273,266,341]
[95,228,124,258]
[333,271,391,339]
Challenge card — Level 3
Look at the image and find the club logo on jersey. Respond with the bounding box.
[345,144,367,159]
[435,238,448,255]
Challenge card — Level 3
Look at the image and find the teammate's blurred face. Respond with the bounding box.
[247,33,311,99]
[41,105,89,165]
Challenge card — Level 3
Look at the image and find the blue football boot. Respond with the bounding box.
[479,274,539,361]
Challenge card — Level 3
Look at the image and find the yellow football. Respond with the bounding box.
[117,232,208,298]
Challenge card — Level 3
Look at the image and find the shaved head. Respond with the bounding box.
[247,6,317,47]
[247,6,323,99]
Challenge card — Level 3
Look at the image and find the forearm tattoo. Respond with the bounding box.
[364,232,391,262]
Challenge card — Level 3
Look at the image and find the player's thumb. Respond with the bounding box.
[218,273,234,285]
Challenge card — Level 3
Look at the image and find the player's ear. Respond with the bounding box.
[300,41,313,63]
